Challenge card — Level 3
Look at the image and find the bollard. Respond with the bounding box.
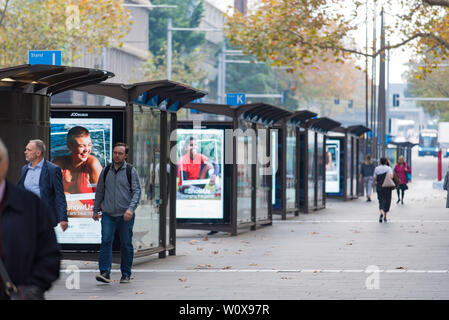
[438,149,442,181]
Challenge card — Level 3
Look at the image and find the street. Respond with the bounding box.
[46,150,449,300]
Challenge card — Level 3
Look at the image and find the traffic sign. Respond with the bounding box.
[28,50,62,65]
[226,93,246,106]
[392,93,400,107]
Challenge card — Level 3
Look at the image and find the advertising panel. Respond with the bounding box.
[50,110,123,247]
[176,128,224,219]
[326,139,340,194]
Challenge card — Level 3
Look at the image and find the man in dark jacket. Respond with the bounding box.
[17,139,68,230]
[0,139,61,300]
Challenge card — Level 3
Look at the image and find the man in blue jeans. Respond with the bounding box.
[92,142,141,284]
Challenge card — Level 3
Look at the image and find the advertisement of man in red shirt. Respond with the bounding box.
[178,136,218,192]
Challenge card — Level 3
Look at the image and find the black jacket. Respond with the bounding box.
[0,180,61,294]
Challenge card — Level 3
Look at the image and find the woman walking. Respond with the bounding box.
[360,155,375,202]
[373,157,395,223]
[394,156,411,204]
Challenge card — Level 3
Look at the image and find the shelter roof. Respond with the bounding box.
[305,117,341,133]
[76,80,207,111]
[184,102,292,126]
[0,64,114,96]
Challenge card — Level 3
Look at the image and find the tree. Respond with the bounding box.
[406,57,449,120]
[148,0,205,58]
[225,0,449,77]
[0,0,131,67]
[140,47,209,88]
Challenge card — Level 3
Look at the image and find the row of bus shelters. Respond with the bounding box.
[326,125,371,200]
[0,64,207,261]
[175,102,292,235]
[1,63,372,261]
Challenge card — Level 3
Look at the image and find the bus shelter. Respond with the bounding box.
[389,141,417,177]
[53,80,206,260]
[176,102,291,235]
[326,125,370,200]
[299,117,341,212]
[272,110,317,220]
[346,125,371,197]
[0,64,113,183]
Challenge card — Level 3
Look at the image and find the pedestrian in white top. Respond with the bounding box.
[373,157,395,223]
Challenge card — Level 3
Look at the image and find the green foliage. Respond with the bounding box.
[148,0,205,58]
[406,58,449,121]
[0,0,131,67]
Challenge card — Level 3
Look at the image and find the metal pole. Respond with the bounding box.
[217,50,222,103]
[167,18,172,80]
[365,0,369,154]
[378,9,386,156]
[371,3,377,159]
[386,41,390,134]
[222,41,226,104]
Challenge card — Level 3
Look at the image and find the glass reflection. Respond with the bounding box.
[132,105,160,251]
[286,124,297,209]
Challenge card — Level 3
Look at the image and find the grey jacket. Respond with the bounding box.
[93,162,141,217]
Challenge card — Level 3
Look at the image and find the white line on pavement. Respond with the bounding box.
[274,220,449,223]
[61,269,449,274]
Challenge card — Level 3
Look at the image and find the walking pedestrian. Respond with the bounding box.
[373,157,395,223]
[394,156,411,205]
[0,139,60,300]
[359,155,375,202]
[93,142,141,284]
[17,139,68,231]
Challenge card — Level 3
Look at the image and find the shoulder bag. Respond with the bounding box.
[382,173,396,188]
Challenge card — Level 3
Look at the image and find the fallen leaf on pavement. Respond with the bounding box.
[396,266,405,269]
[196,247,203,251]
[189,240,199,245]
[212,251,219,254]
[178,278,188,282]
[90,296,99,299]
[223,266,232,270]
[310,232,319,235]
[203,237,209,241]
[346,243,353,246]
[249,263,258,266]
[136,291,144,295]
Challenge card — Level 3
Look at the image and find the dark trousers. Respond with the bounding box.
[377,187,392,213]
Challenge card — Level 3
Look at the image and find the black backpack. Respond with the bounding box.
[103,163,133,191]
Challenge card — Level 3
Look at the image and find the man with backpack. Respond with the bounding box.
[93,142,141,284]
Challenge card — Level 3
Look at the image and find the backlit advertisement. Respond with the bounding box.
[50,117,113,244]
[176,128,224,219]
[325,139,340,194]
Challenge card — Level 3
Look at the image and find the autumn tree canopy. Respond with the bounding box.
[225,0,449,76]
[0,0,132,67]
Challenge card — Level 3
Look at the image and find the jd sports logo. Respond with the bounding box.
[70,112,88,117]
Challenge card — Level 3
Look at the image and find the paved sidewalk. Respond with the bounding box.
[46,176,449,300]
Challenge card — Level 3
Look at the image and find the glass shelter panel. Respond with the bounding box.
[308,132,316,207]
[316,133,324,206]
[133,105,160,251]
[237,121,253,223]
[347,137,352,197]
[286,124,297,209]
[256,126,269,221]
